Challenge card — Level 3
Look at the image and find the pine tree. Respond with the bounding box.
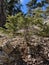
[0,12,24,37]
[0,0,22,27]
[0,0,6,27]
[5,0,22,15]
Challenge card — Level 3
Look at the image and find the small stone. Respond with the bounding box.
[28,55,31,59]
[48,53,49,57]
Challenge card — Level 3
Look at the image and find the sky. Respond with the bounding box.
[20,0,30,13]
[20,0,49,13]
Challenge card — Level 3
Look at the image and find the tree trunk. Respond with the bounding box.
[0,0,6,27]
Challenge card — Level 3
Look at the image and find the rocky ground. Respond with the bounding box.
[0,34,49,65]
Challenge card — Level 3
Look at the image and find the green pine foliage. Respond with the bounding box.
[27,8,49,37]
[0,8,49,37]
[0,12,23,37]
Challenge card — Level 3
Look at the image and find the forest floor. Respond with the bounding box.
[0,33,49,65]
